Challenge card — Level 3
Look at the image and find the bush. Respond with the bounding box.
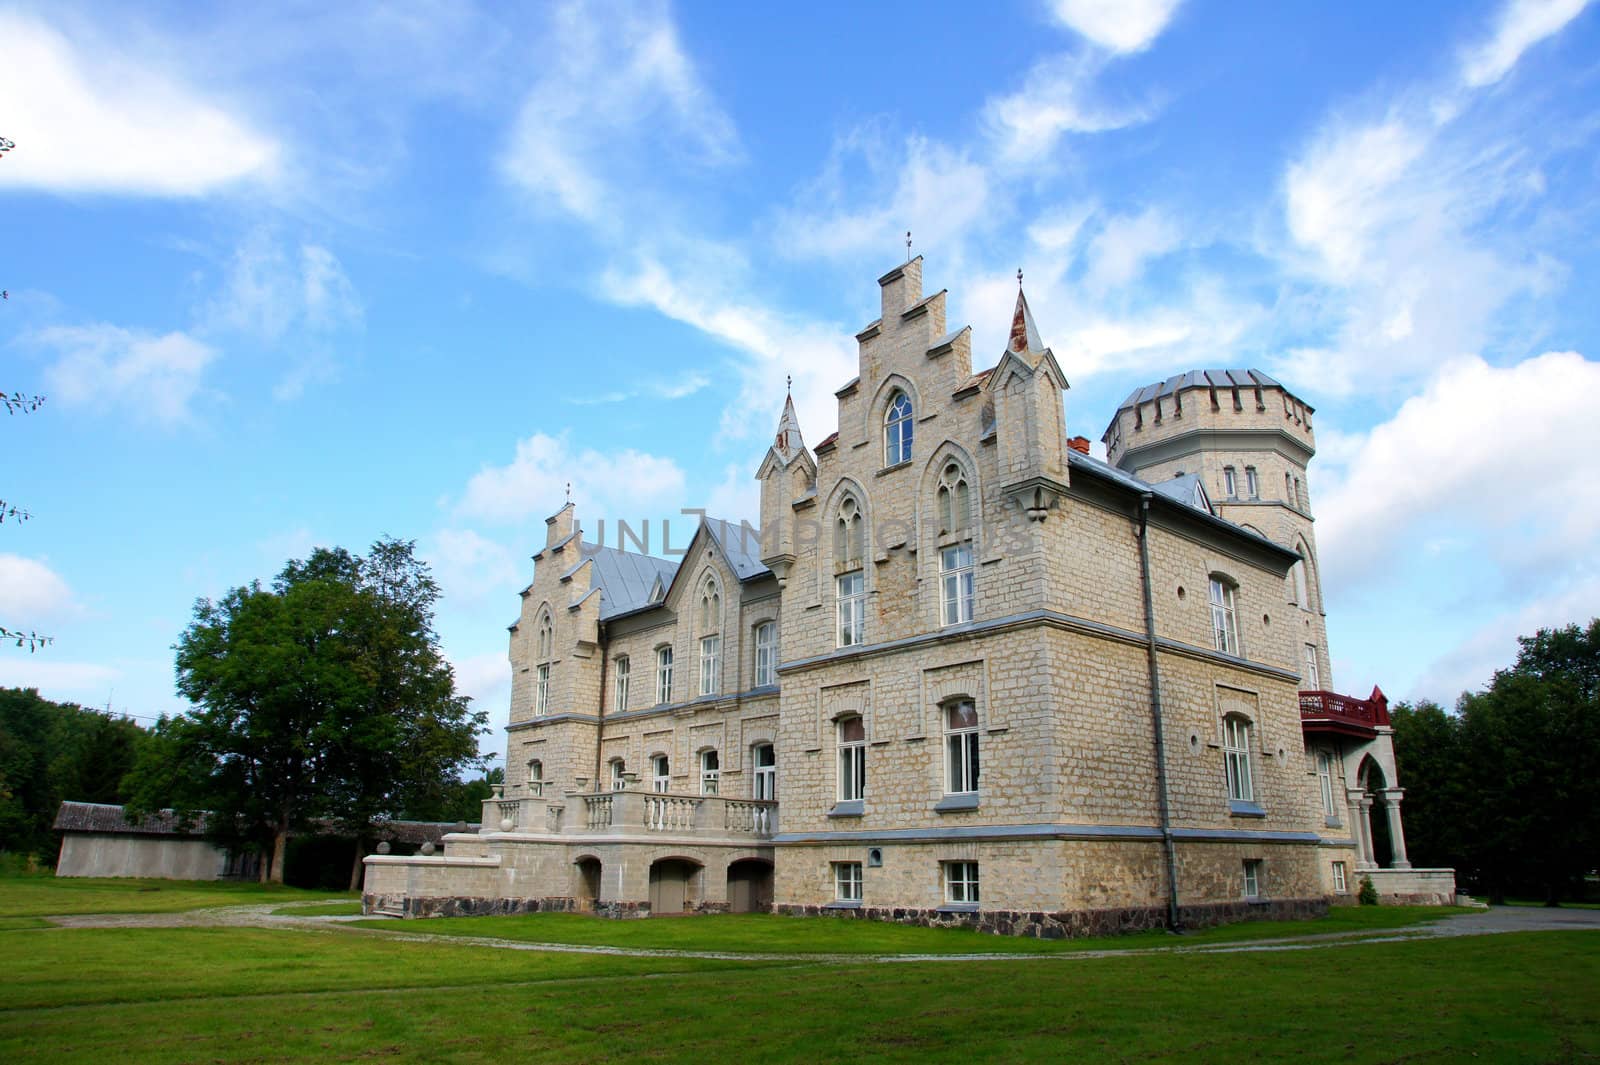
[1358,875,1379,906]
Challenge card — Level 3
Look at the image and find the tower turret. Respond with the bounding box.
[988,285,1071,519]
[756,390,816,587]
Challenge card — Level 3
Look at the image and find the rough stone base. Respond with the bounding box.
[773,897,1328,938]
[363,893,578,918]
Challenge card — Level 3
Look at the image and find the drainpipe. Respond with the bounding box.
[1137,493,1182,932]
[594,623,609,789]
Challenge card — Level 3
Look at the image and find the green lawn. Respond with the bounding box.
[0,874,352,917]
[0,925,1592,1063]
[351,904,1473,955]
[269,900,365,917]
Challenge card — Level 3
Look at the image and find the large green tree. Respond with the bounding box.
[128,538,486,883]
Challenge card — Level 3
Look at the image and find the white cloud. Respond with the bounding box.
[564,370,711,406]
[1049,0,1184,54]
[1084,207,1183,291]
[1460,0,1591,89]
[704,463,760,524]
[204,232,362,342]
[428,529,522,607]
[1316,352,1600,589]
[984,51,1153,164]
[0,11,277,196]
[499,0,738,225]
[0,555,75,619]
[1285,118,1427,280]
[0,658,120,700]
[456,432,689,527]
[36,325,217,425]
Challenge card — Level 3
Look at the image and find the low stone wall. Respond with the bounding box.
[1365,868,1457,906]
[364,893,578,918]
[774,896,1327,938]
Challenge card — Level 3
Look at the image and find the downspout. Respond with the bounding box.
[594,622,609,789]
[1138,493,1182,931]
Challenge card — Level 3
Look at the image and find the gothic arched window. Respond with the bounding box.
[884,391,914,466]
[936,461,972,535]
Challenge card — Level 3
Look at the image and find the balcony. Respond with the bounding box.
[481,787,776,844]
[1299,686,1390,738]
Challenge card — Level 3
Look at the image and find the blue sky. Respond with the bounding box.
[4,0,1598,759]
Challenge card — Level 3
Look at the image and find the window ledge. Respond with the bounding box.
[876,459,914,477]
[1229,800,1267,818]
[934,793,979,813]
[1324,816,1342,828]
[1245,896,1272,906]
[828,800,865,818]
[936,903,980,914]
[824,900,862,910]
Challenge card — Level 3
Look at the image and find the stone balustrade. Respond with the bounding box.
[481,788,776,842]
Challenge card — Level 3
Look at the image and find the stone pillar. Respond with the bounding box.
[1383,788,1411,870]
[1347,790,1373,870]
[1358,797,1378,869]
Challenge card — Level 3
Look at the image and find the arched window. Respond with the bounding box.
[535,611,553,716]
[656,646,674,705]
[1316,751,1337,818]
[527,759,544,798]
[835,497,866,648]
[834,496,864,568]
[1290,559,1308,609]
[699,749,720,795]
[699,574,721,631]
[884,391,914,465]
[837,717,866,802]
[1222,715,1253,802]
[537,612,553,661]
[944,701,979,795]
[936,462,972,535]
[614,655,631,710]
[752,743,776,800]
[754,621,777,687]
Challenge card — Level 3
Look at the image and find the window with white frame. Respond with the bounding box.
[753,743,776,800]
[1210,577,1240,655]
[609,759,626,791]
[1243,859,1262,898]
[527,759,543,798]
[651,754,670,793]
[940,544,975,627]
[1223,466,1237,498]
[944,861,980,905]
[936,462,972,534]
[884,390,914,466]
[535,663,550,717]
[699,634,721,696]
[833,861,863,902]
[699,749,720,795]
[754,621,777,687]
[1223,715,1254,802]
[1245,466,1259,499]
[1304,643,1321,690]
[944,700,979,795]
[837,716,866,802]
[1331,861,1348,893]
[837,571,865,647]
[1317,751,1337,818]
[656,646,673,704]
[614,655,630,711]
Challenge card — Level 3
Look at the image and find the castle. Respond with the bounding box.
[363,258,1456,933]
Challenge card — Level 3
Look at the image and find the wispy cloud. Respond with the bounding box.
[34,325,218,426]
[0,10,277,197]
[455,431,689,526]
[564,371,711,406]
[1459,0,1592,89]
[1049,0,1184,54]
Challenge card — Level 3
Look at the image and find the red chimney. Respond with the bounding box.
[1068,436,1091,454]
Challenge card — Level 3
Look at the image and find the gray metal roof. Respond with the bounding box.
[585,545,680,620]
[704,516,767,581]
[1115,369,1284,413]
[1150,472,1212,514]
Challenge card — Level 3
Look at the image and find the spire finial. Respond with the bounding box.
[565,481,572,504]
[1017,268,1024,288]
[786,374,792,396]
[906,230,913,262]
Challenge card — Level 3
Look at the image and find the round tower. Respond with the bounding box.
[1102,369,1332,691]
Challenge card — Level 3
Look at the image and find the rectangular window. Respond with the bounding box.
[1317,752,1337,818]
[535,664,550,717]
[1245,466,1259,498]
[1223,716,1253,802]
[1210,578,1239,656]
[656,647,673,705]
[1332,861,1348,894]
[944,861,980,905]
[609,760,626,791]
[833,861,863,902]
[753,744,776,801]
[699,634,721,697]
[652,754,670,793]
[1286,471,1294,503]
[614,657,630,711]
[1304,644,1321,690]
[1223,466,1237,497]
[699,750,720,795]
[754,622,777,687]
[940,544,975,626]
[944,701,980,795]
[838,717,866,802]
[1243,859,1262,899]
[837,571,865,647]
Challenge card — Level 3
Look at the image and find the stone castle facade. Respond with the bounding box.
[363,258,1455,933]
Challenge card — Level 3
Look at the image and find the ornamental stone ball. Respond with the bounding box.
[376,841,391,855]
[420,841,436,855]
[500,818,515,831]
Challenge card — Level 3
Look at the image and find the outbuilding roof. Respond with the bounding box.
[51,802,478,844]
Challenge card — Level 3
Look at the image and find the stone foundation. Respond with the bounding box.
[774,896,1328,938]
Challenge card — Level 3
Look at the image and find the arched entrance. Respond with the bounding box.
[1357,757,1395,868]
[726,858,774,913]
[574,857,602,911]
[648,858,700,915]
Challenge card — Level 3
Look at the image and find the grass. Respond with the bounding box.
[351,903,1473,955]
[269,901,365,917]
[0,925,1593,1063]
[0,874,353,917]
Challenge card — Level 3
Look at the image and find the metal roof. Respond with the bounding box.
[51,802,476,843]
[1115,369,1284,413]
[585,545,680,620]
[1149,472,1212,515]
[704,516,767,581]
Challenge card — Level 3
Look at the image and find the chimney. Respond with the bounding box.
[1068,436,1091,455]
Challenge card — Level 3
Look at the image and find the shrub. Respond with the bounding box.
[1358,875,1379,906]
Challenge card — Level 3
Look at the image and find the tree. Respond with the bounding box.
[1388,700,1467,871]
[127,539,486,884]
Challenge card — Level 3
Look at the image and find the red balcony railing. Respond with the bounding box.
[1299,686,1390,736]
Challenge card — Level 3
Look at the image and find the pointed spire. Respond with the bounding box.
[773,391,806,463]
[1008,281,1045,356]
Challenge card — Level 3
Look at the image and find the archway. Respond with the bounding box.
[648,858,700,915]
[726,858,774,914]
[1358,757,1395,869]
[574,857,602,911]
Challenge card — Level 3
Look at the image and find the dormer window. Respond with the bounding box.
[884,391,914,466]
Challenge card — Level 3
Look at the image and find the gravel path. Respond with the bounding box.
[39,902,1600,964]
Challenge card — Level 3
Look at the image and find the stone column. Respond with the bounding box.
[1358,797,1378,869]
[1347,790,1373,870]
[1383,788,1411,870]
